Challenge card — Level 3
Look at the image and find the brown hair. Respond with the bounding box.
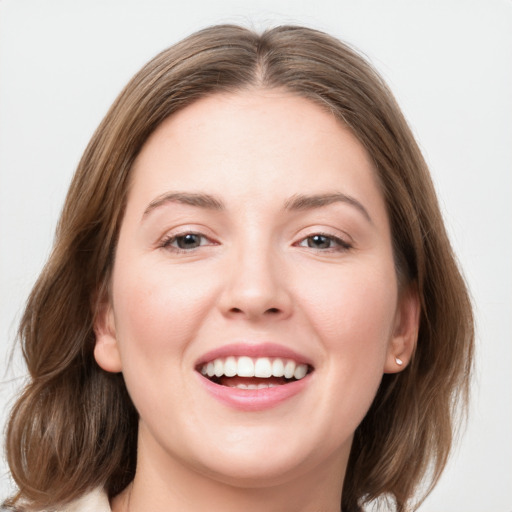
[4,25,474,511]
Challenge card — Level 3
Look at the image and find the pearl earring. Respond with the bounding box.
[395,357,403,366]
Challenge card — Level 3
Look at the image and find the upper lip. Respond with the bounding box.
[195,342,314,368]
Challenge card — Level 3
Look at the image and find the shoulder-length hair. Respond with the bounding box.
[4,24,474,512]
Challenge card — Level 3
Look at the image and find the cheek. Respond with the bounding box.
[282,262,398,450]
[109,261,220,427]
[111,259,217,362]
[299,262,398,363]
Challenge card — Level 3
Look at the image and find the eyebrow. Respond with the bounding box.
[143,192,225,218]
[142,190,372,224]
[284,193,373,224]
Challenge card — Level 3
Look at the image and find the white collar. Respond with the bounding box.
[59,488,111,512]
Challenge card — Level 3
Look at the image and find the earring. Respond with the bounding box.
[395,357,404,366]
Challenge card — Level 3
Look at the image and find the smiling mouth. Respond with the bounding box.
[197,356,313,389]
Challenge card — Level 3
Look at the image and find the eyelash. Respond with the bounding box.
[159,232,215,253]
[159,231,352,254]
[295,232,352,252]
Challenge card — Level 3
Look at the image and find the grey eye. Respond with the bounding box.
[306,235,332,249]
[174,233,204,249]
[297,233,351,251]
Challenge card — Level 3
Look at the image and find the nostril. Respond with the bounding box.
[225,305,285,318]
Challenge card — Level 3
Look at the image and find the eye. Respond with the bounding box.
[297,233,351,251]
[161,232,213,252]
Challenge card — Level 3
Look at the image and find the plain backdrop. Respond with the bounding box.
[1,1,511,510]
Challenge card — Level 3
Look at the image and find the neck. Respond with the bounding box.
[112,439,347,512]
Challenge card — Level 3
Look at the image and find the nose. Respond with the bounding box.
[217,245,293,322]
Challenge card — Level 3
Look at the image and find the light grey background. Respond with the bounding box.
[1,1,511,510]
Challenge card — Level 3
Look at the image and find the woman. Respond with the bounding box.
[3,25,474,512]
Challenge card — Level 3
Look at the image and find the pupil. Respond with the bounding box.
[177,234,200,249]
[309,235,330,249]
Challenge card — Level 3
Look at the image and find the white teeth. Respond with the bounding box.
[284,360,296,379]
[200,356,310,381]
[237,356,255,377]
[254,357,272,378]
[294,364,308,380]
[214,359,224,378]
[272,358,285,377]
[228,383,279,389]
[224,356,237,377]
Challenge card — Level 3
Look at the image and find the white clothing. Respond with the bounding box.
[57,489,110,512]
[1,488,111,512]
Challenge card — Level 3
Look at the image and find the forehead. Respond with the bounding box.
[128,90,386,223]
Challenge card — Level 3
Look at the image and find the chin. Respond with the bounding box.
[180,426,346,489]
[194,455,314,489]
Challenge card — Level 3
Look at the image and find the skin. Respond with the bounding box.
[94,90,419,512]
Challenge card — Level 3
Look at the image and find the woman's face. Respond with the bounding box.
[95,90,417,488]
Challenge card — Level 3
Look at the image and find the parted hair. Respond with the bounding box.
[4,25,474,512]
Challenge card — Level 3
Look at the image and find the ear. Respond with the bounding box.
[93,291,123,373]
[384,283,420,374]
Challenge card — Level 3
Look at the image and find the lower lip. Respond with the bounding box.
[197,373,312,411]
